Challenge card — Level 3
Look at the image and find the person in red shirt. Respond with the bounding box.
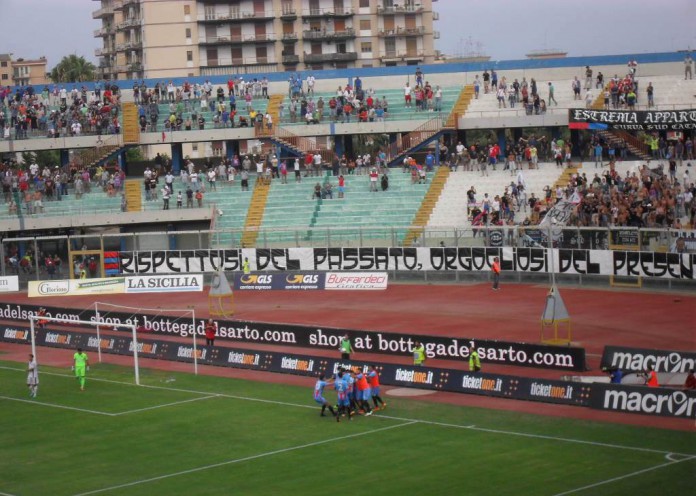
[492,256,501,291]
[204,319,217,346]
[354,371,373,416]
[645,367,659,387]
[368,365,386,411]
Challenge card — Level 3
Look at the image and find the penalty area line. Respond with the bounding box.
[551,456,696,496]
[71,421,417,496]
[112,394,220,416]
[0,395,116,416]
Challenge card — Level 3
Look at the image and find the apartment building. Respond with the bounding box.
[92,0,439,79]
[0,54,49,86]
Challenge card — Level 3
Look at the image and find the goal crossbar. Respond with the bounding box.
[94,301,198,375]
[29,315,141,385]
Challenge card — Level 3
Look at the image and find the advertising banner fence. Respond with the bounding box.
[600,346,696,374]
[232,272,388,290]
[0,324,590,407]
[117,247,696,280]
[0,303,586,371]
[589,383,696,418]
[0,276,19,293]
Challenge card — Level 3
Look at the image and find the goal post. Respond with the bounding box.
[29,314,141,385]
[94,302,198,375]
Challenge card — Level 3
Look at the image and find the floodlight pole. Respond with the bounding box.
[94,302,103,363]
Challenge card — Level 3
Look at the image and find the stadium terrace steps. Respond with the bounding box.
[240,179,271,247]
[403,166,450,247]
[124,179,142,212]
[445,84,475,128]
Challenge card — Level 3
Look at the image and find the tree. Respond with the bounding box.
[21,150,61,169]
[49,54,96,83]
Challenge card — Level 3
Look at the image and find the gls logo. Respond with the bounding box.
[286,274,319,284]
[240,275,273,284]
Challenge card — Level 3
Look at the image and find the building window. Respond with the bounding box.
[361,42,372,53]
[184,5,191,15]
[359,0,369,7]
[192,144,198,151]
[359,20,371,30]
[0,61,6,67]
[185,28,191,39]
[1,74,7,80]
[187,51,193,62]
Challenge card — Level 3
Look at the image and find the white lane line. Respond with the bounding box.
[551,456,696,496]
[0,395,116,416]
[1,365,693,457]
[113,394,219,416]
[71,421,417,496]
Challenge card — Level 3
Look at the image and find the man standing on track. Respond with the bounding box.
[469,346,481,372]
[413,341,426,366]
[492,256,501,291]
[73,347,89,391]
[205,319,217,347]
[340,334,353,360]
[27,354,38,398]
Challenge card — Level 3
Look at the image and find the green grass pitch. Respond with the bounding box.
[0,359,694,496]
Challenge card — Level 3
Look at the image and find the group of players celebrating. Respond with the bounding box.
[313,365,386,422]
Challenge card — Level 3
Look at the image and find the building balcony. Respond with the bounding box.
[282,32,298,43]
[204,57,275,68]
[197,11,274,23]
[115,40,143,52]
[282,54,300,65]
[93,25,115,37]
[433,30,440,39]
[129,62,143,72]
[379,51,425,62]
[301,7,354,19]
[92,6,115,19]
[303,28,356,41]
[199,34,275,45]
[116,17,142,30]
[376,5,426,15]
[433,10,439,20]
[115,0,140,10]
[303,52,358,64]
[377,26,426,37]
[280,7,297,20]
[95,47,115,57]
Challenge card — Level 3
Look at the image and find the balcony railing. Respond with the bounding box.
[93,25,115,37]
[303,52,358,64]
[95,47,115,57]
[115,41,143,51]
[205,57,275,67]
[116,17,142,30]
[378,26,426,37]
[280,7,297,19]
[379,51,425,61]
[198,11,274,22]
[92,6,115,18]
[302,28,356,40]
[199,34,275,45]
[377,5,425,15]
[282,32,298,42]
[301,7,354,18]
[282,54,300,64]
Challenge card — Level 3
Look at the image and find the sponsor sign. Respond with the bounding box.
[590,383,696,418]
[0,303,586,371]
[325,272,388,290]
[118,248,696,280]
[600,346,696,374]
[569,109,696,131]
[28,278,126,297]
[233,272,324,291]
[0,276,19,293]
[0,324,589,407]
[125,274,203,293]
[611,229,639,247]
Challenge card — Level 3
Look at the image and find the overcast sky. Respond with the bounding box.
[1,0,694,69]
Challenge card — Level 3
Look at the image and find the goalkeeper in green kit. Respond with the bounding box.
[73,348,89,391]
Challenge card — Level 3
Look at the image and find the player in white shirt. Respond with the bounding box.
[27,354,38,398]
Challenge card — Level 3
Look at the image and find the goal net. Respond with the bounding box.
[28,314,141,385]
[93,302,199,375]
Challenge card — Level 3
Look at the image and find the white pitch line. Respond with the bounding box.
[71,421,417,496]
[0,491,18,496]
[113,394,219,416]
[0,365,694,458]
[551,456,696,496]
[0,395,116,416]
